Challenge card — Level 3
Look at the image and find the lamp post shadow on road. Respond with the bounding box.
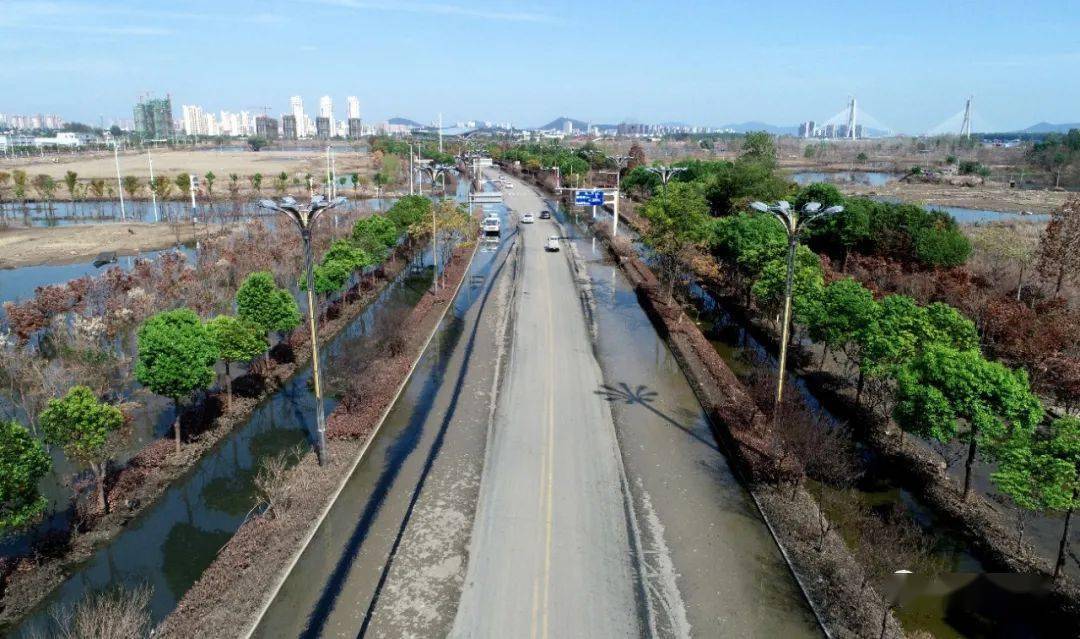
[259,194,347,465]
[749,199,843,421]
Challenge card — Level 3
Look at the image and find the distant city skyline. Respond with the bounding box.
[2,0,1079,133]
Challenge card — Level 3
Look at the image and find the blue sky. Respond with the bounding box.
[2,0,1078,132]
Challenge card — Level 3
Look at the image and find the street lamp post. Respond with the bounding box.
[258,195,347,465]
[419,163,452,292]
[544,165,561,191]
[750,199,843,417]
[645,165,687,188]
[604,155,629,237]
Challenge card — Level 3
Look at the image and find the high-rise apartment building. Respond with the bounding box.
[315,116,331,139]
[346,96,360,120]
[134,96,174,140]
[318,96,334,139]
[290,96,306,138]
[347,118,363,138]
[255,115,279,140]
[282,114,297,140]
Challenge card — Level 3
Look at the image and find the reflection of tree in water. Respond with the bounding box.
[201,469,257,516]
[161,522,232,602]
[248,426,307,461]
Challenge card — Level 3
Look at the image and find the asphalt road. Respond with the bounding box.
[450,174,645,638]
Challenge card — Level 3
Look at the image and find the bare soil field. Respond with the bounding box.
[2,148,373,182]
[842,180,1070,214]
[0,222,212,267]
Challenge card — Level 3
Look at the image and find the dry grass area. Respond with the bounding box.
[0,221,216,268]
[3,148,371,181]
[843,179,1070,214]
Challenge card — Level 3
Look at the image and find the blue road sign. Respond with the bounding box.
[575,190,605,206]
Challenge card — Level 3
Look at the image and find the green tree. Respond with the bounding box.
[63,170,79,201]
[912,222,971,267]
[152,174,173,200]
[227,173,240,199]
[88,178,106,199]
[894,343,1043,499]
[203,171,216,199]
[40,386,125,514]
[805,277,880,366]
[12,169,28,204]
[247,136,269,152]
[386,194,432,236]
[236,272,301,341]
[175,173,191,197]
[0,420,52,535]
[122,175,141,200]
[249,173,263,193]
[992,429,1074,554]
[135,309,219,453]
[640,182,712,298]
[1039,416,1080,578]
[1027,130,1079,188]
[712,211,788,302]
[351,214,399,260]
[207,315,267,412]
[739,131,777,168]
[275,171,289,195]
[32,174,58,204]
[751,244,825,325]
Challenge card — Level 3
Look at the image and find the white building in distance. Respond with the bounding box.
[290,95,306,137]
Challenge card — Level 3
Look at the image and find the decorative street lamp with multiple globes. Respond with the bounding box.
[750,199,843,419]
[259,195,347,465]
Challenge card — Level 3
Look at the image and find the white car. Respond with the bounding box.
[522,212,535,224]
[545,235,560,252]
[482,216,501,236]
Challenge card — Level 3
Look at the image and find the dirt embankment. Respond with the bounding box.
[0,222,218,268]
[0,252,410,632]
[156,243,478,639]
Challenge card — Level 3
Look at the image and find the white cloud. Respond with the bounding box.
[301,0,552,23]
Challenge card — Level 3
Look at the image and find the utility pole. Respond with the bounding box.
[147,147,159,222]
[408,143,415,195]
[113,140,126,221]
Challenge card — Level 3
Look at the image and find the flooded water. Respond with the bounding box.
[685,288,1062,638]
[930,204,1048,224]
[0,245,196,311]
[790,170,899,187]
[868,196,1050,224]
[8,266,434,637]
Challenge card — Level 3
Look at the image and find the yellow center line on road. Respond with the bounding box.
[540,213,557,639]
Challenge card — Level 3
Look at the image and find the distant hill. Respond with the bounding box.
[719,121,799,135]
[388,117,424,128]
[1023,122,1080,134]
[537,116,590,131]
